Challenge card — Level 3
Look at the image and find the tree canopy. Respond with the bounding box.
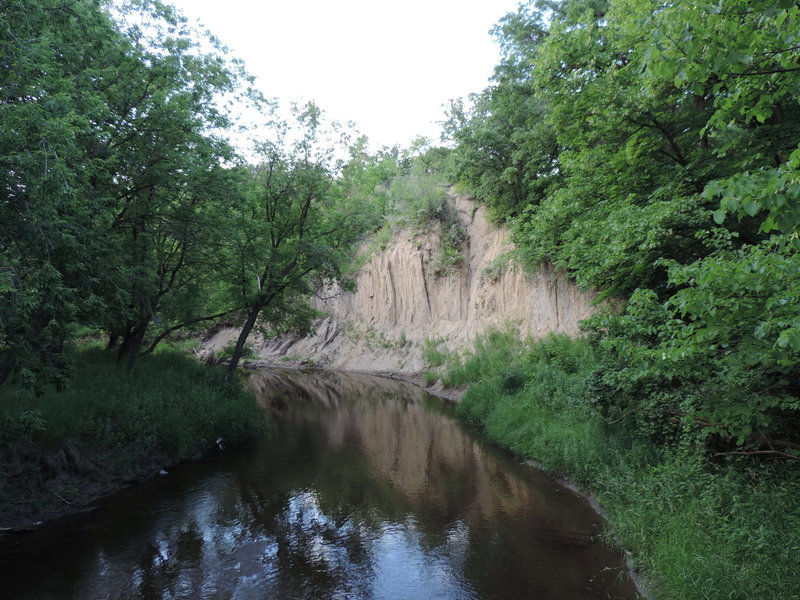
[446,0,800,454]
[0,0,366,389]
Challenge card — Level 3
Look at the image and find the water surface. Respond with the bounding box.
[0,369,636,599]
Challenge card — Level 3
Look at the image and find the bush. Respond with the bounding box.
[215,340,256,362]
[445,330,800,600]
[421,336,448,368]
[584,238,800,453]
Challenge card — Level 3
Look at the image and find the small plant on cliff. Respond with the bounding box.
[421,336,452,385]
[483,253,514,283]
[422,337,449,367]
[216,340,256,363]
[430,219,468,278]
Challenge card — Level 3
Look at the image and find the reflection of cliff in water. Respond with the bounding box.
[1,369,636,600]
[247,368,605,548]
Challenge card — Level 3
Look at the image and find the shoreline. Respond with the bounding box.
[3,360,651,599]
[242,360,652,599]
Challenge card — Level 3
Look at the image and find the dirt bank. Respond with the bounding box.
[203,190,597,377]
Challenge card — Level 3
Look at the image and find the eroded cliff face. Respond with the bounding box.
[204,190,597,377]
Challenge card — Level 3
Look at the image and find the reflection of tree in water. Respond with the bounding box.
[222,467,374,600]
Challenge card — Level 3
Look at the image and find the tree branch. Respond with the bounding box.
[141,308,240,355]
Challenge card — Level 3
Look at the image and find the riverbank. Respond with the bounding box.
[0,345,265,532]
[426,330,800,600]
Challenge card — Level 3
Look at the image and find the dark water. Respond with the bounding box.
[0,369,637,599]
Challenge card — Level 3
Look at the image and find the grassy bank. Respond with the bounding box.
[426,330,800,600]
[0,345,265,527]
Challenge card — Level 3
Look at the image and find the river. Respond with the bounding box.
[0,369,637,599]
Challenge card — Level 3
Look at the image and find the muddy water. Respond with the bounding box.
[0,369,637,599]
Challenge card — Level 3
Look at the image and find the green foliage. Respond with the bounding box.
[587,238,800,448]
[447,331,800,600]
[339,137,465,277]
[2,346,263,457]
[608,457,800,600]
[442,5,555,221]
[422,371,438,387]
[0,408,46,446]
[215,340,256,362]
[379,174,466,277]
[421,336,450,384]
[706,162,800,237]
[441,328,524,388]
[641,0,800,130]
[0,345,264,519]
[221,103,372,376]
[0,0,261,386]
[446,0,800,454]
[380,172,454,236]
[449,0,800,291]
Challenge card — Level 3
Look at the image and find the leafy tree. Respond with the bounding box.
[0,0,125,390]
[0,0,261,388]
[223,104,368,377]
[89,1,259,370]
[442,4,556,221]
[641,0,800,236]
[448,0,800,452]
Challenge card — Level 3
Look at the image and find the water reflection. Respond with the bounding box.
[0,369,636,599]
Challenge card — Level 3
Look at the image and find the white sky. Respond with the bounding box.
[166,0,521,150]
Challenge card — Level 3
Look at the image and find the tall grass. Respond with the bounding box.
[0,345,265,521]
[436,330,800,600]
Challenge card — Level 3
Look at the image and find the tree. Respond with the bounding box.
[89,0,259,370]
[448,0,800,451]
[224,103,367,377]
[0,0,261,389]
[0,0,126,390]
[443,4,557,221]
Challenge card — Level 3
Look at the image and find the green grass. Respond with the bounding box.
[0,344,265,522]
[442,330,800,600]
[421,336,448,367]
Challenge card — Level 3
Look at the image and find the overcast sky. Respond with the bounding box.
[165,0,522,150]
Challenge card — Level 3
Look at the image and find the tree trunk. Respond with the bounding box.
[105,333,119,351]
[125,327,147,373]
[116,321,148,372]
[225,305,261,380]
[0,359,12,387]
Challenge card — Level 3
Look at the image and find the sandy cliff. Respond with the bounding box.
[204,189,597,377]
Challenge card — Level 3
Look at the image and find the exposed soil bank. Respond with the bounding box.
[0,348,263,535]
[202,190,599,377]
[0,443,176,534]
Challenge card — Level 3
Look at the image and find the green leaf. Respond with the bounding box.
[744,201,760,216]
